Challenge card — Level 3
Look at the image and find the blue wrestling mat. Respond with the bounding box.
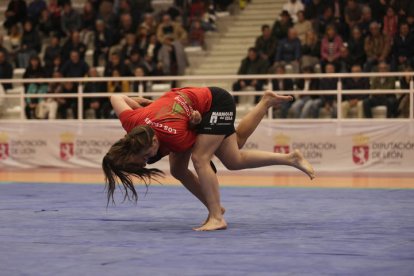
[0,183,413,276]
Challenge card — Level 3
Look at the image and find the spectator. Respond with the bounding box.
[189,20,205,48]
[368,0,388,22]
[283,0,305,23]
[344,0,362,30]
[38,9,56,38]
[294,10,312,44]
[0,50,14,91]
[132,66,148,92]
[146,34,160,66]
[139,13,157,35]
[59,81,78,119]
[117,13,136,44]
[408,15,414,33]
[61,31,87,61]
[45,55,63,77]
[200,3,217,31]
[84,68,107,119]
[290,66,320,118]
[341,64,369,118]
[396,67,412,118]
[274,28,302,73]
[271,65,294,118]
[43,34,61,69]
[393,0,414,20]
[337,45,353,72]
[157,36,189,77]
[347,26,366,67]
[316,6,337,38]
[137,25,150,54]
[156,14,188,44]
[36,71,61,120]
[329,0,346,23]
[391,22,414,71]
[104,52,130,77]
[272,10,293,41]
[304,0,326,21]
[61,50,89,78]
[108,69,130,93]
[364,21,390,72]
[80,1,97,47]
[93,20,114,67]
[17,20,41,68]
[232,47,269,95]
[61,2,82,37]
[0,35,10,61]
[47,0,61,29]
[363,62,398,118]
[383,6,398,42]
[98,0,118,30]
[300,30,321,71]
[255,24,277,63]
[320,25,343,70]
[120,33,141,65]
[9,24,22,55]
[316,63,338,118]
[27,0,46,25]
[4,0,27,32]
[128,49,151,75]
[358,5,374,38]
[23,55,47,119]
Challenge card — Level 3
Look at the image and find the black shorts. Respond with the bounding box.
[196,87,236,137]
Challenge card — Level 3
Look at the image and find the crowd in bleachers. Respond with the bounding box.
[233,0,414,119]
[0,0,228,119]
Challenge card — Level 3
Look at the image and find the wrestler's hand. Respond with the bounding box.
[135,97,153,107]
[189,110,202,127]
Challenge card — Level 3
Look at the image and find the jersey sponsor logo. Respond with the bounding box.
[144,118,177,134]
[174,95,194,118]
[210,112,233,124]
[209,114,218,124]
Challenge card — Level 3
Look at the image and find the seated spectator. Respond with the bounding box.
[255,24,277,63]
[329,0,346,23]
[290,66,320,118]
[61,2,82,37]
[316,63,338,118]
[23,55,47,119]
[3,0,27,32]
[132,66,148,92]
[358,5,374,38]
[294,10,312,44]
[369,0,388,21]
[45,55,63,77]
[396,67,412,118]
[0,35,10,61]
[200,3,217,31]
[93,20,114,67]
[36,71,61,120]
[337,44,353,72]
[104,52,131,77]
[232,47,269,96]
[316,6,337,39]
[391,22,414,72]
[320,24,343,71]
[274,28,301,73]
[364,21,390,72]
[347,26,366,67]
[383,6,398,42]
[0,50,14,91]
[408,15,414,33]
[47,0,61,31]
[128,49,152,75]
[300,30,321,71]
[283,0,305,23]
[393,0,414,20]
[17,20,41,68]
[59,81,78,119]
[156,14,187,44]
[344,0,362,30]
[272,10,293,41]
[60,50,89,78]
[304,0,326,21]
[84,68,107,119]
[61,31,87,61]
[363,62,398,118]
[80,1,96,47]
[108,69,130,93]
[137,25,150,54]
[140,14,157,35]
[120,33,141,65]
[43,34,61,69]
[341,64,369,118]
[157,36,188,78]
[146,34,160,68]
[189,20,205,48]
[117,13,136,45]
[271,65,294,118]
[27,0,46,25]
[38,9,55,38]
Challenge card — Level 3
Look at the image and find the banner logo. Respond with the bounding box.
[274,133,290,153]
[60,132,75,160]
[0,133,9,160]
[352,134,370,165]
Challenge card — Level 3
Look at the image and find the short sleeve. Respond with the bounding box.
[118,109,136,132]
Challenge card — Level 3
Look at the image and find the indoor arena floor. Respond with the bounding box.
[1,172,414,276]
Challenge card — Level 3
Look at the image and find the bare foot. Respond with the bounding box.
[262,90,293,108]
[290,149,315,180]
[201,206,226,226]
[194,217,227,231]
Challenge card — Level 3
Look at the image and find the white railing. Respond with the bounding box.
[0,72,413,121]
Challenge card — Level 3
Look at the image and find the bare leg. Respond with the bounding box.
[169,151,225,225]
[216,134,315,179]
[236,91,293,148]
[191,134,227,231]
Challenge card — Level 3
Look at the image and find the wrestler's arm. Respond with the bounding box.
[110,94,153,116]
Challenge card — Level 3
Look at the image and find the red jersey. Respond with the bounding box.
[119,87,212,155]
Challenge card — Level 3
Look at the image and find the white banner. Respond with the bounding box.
[0,121,413,172]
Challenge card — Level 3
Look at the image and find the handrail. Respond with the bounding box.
[0,72,413,122]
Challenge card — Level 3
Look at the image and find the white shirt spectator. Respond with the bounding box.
[283,0,304,23]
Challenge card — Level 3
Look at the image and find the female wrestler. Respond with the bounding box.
[103,87,315,231]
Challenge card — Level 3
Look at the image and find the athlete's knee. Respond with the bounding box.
[170,165,185,180]
[191,153,210,170]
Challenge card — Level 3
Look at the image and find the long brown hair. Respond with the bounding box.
[102,125,164,205]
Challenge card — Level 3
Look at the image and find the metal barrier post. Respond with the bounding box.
[410,78,413,120]
[78,84,83,120]
[337,78,342,120]
[20,87,25,120]
[268,78,273,119]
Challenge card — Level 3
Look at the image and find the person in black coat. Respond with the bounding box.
[0,50,14,91]
[23,55,46,119]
